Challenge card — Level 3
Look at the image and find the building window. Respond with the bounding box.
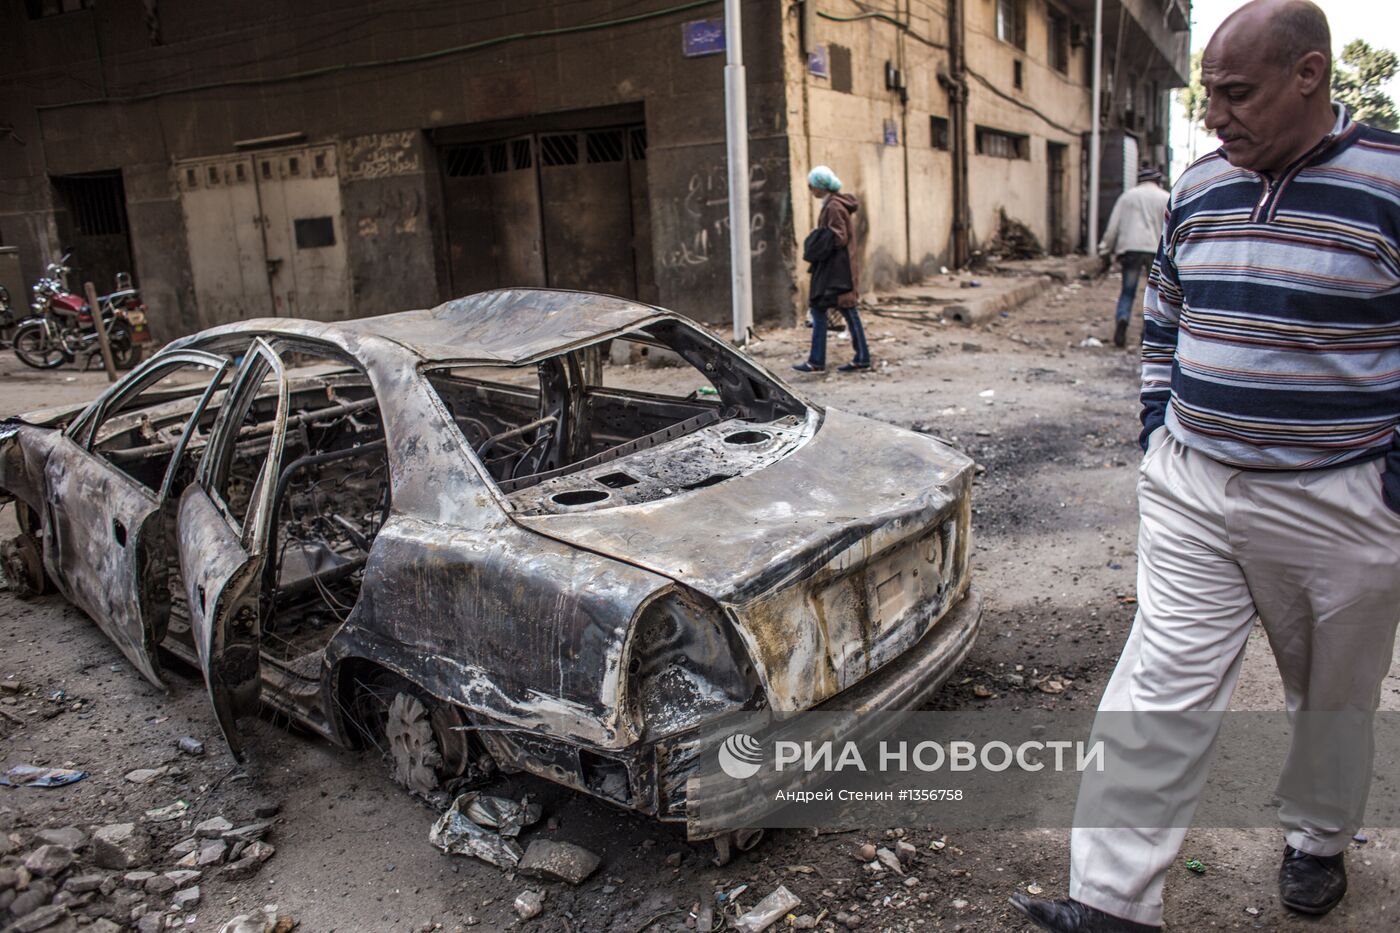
[51,173,128,237]
[24,0,90,18]
[997,0,1027,50]
[1048,8,1070,74]
[975,126,1030,160]
[931,116,950,151]
[1013,60,1024,90]
[539,134,579,167]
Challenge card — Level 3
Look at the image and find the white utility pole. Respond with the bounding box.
[1088,0,1103,246]
[724,0,754,344]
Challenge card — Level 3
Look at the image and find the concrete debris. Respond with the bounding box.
[166,839,198,859]
[195,817,233,838]
[9,903,73,932]
[222,822,274,843]
[123,767,168,784]
[429,796,523,869]
[91,824,151,870]
[8,880,55,920]
[143,874,176,896]
[218,903,296,933]
[512,889,544,921]
[164,870,202,888]
[875,848,903,875]
[23,844,75,878]
[60,874,104,894]
[517,839,601,886]
[733,885,801,933]
[122,872,157,888]
[171,885,200,910]
[196,840,229,867]
[143,802,188,823]
[33,829,85,851]
[135,914,163,933]
[242,841,276,863]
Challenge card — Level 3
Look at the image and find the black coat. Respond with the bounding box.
[804,227,853,309]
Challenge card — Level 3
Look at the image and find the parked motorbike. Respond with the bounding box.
[12,256,151,370]
[0,285,15,347]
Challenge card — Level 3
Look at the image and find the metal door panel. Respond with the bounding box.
[539,130,635,296]
[178,156,268,327]
[258,145,349,321]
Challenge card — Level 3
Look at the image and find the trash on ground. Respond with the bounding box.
[1184,857,1206,874]
[429,794,524,869]
[178,736,206,756]
[734,885,801,933]
[144,801,189,822]
[461,792,541,837]
[0,764,87,787]
[513,889,544,920]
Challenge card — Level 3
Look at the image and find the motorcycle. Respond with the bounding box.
[12,255,151,370]
[0,284,15,347]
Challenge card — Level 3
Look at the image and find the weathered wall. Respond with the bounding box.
[0,0,796,338]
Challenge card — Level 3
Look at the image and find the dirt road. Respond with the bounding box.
[1,273,1396,931]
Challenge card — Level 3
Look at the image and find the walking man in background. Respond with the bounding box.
[1013,0,1400,930]
[1098,167,1170,348]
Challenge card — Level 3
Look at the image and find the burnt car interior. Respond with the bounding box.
[426,319,810,511]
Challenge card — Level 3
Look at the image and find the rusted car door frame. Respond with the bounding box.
[177,338,289,760]
[41,349,232,689]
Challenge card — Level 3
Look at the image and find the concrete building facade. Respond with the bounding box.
[0,1,1188,341]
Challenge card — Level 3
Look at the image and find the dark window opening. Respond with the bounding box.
[512,139,533,170]
[235,163,247,182]
[586,130,625,164]
[489,142,509,173]
[445,145,487,177]
[997,0,1027,49]
[975,126,1030,160]
[185,168,198,188]
[1048,8,1071,74]
[24,0,90,18]
[207,166,220,185]
[539,134,580,167]
[294,217,336,249]
[261,161,272,179]
[1013,60,1024,90]
[314,152,327,173]
[931,116,951,151]
[629,127,648,161]
[287,156,300,176]
[51,173,128,237]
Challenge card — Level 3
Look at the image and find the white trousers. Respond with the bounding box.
[1069,431,1400,926]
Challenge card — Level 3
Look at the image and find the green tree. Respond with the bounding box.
[1331,40,1399,130]
[1178,50,1206,124]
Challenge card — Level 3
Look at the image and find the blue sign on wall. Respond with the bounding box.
[683,19,726,57]
[809,44,830,78]
[884,119,899,146]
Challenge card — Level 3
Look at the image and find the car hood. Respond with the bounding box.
[515,408,975,709]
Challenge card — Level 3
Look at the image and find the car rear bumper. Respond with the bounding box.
[681,586,982,838]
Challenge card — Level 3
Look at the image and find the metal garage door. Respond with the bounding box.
[177,144,349,328]
[440,123,655,302]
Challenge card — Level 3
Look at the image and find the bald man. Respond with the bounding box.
[1012,2,1400,930]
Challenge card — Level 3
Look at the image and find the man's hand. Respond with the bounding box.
[1098,254,1113,276]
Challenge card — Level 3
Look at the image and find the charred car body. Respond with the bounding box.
[0,289,980,837]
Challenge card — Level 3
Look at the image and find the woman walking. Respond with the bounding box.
[793,165,871,374]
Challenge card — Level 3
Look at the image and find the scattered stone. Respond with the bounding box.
[163,870,201,888]
[171,886,200,911]
[60,875,103,894]
[517,840,600,886]
[734,885,801,933]
[92,824,151,870]
[88,921,122,933]
[0,867,20,891]
[243,841,275,863]
[856,843,877,861]
[167,839,198,860]
[833,911,862,930]
[23,844,75,877]
[194,817,233,839]
[792,916,818,930]
[222,822,273,844]
[124,768,168,785]
[176,737,204,757]
[895,840,917,865]
[34,829,85,851]
[951,898,969,909]
[135,913,163,933]
[217,903,291,933]
[196,841,228,867]
[874,848,903,875]
[664,852,681,868]
[252,802,281,820]
[220,857,262,882]
[144,875,176,896]
[1245,907,1260,917]
[173,851,198,870]
[143,803,187,823]
[8,880,55,920]
[513,889,544,920]
[903,876,919,888]
[123,872,157,889]
[10,904,72,932]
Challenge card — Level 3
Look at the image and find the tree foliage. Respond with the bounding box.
[1331,40,1399,131]
[1179,50,1206,124]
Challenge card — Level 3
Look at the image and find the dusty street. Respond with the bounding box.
[1,272,1397,932]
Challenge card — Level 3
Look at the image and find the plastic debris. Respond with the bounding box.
[733,885,801,933]
[1184,858,1206,874]
[460,792,541,838]
[0,764,87,787]
[178,736,206,756]
[1026,883,1043,895]
[429,794,524,869]
[145,801,189,822]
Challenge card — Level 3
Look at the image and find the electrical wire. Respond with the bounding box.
[817,8,946,50]
[34,0,721,112]
[965,68,1084,137]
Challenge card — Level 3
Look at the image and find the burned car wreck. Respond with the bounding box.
[0,289,980,839]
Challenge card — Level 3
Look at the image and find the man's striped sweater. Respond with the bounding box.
[1141,105,1400,508]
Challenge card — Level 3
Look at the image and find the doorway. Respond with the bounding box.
[1046,142,1068,256]
[50,171,135,295]
[437,109,655,303]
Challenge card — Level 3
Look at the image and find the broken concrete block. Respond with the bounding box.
[124,768,167,785]
[517,840,600,886]
[34,828,86,851]
[219,857,262,882]
[171,886,200,911]
[135,913,163,933]
[91,824,151,871]
[194,817,232,839]
[88,921,123,933]
[22,844,75,877]
[513,889,544,920]
[895,839,918,865]
[242,841,275,863]
[166,838,198,860]
[7,880,55,920]
[144,874,176,896]
[122,872,157,889]
[173,851,198,870]
[221,822,273,844]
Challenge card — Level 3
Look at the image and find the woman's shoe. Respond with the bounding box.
[792,362,825,373]
[837,361,871,373]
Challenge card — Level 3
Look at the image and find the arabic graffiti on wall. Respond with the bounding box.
[341,132,421,181]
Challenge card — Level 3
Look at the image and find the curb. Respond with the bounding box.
[942,275,1054,325]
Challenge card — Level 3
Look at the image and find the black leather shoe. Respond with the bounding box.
[1279,845,1347,915]
[1009,895,1160,932]
[1113,319,1128,348]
